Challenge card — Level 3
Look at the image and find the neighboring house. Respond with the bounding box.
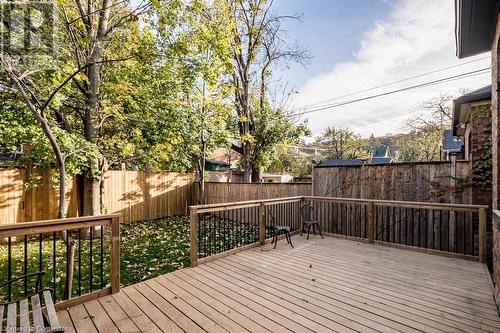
[442,129,464,161]
[205,159,231,172]
[317,159,366,167]
[211,148,241,168]
[317,145,396,167]
[260,173,294,183]
[452,85,491,161]
[450,86,492,208]
[372,145,395,164]
[0,145,30,167]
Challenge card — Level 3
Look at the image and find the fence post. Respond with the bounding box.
[259,203,266,245]
[110,216,121,294]
[190,207,199,267]
[367,202,375,243]
[479,207,486,263]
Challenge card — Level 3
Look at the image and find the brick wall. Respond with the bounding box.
[491,13,500,311]
[494,212,500,308]
[470,105,492,207]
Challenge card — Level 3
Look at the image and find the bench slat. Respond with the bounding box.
[31,294,45,333]
[6,302,17,333]
[19,298,29,333]
[43,290,63,332]
[0,304,4,325]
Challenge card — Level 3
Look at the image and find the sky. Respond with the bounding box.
[272,0,491,138]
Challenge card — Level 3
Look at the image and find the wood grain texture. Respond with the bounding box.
[58,235,500,333]
[0,169,196,225]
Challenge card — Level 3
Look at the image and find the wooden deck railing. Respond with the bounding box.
[189,197,303,267]
[190,196,488,266]
[0,214,121,310]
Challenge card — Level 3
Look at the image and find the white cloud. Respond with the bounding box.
[292,0,490,137]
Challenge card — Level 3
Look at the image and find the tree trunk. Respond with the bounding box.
[81,0,110,216]
[197,155,206,205]
[242,142,252,182]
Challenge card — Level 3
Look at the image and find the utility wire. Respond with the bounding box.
[294,67,490,116]
[293,56,490,110]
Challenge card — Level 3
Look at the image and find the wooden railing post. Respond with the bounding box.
[190,207,199,267]
[479,207,486,263]
[259,203,266,245]
[367,202,375,243]
[110,216,121,294]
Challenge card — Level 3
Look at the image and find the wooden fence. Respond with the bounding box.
[202,182,312,204]
[313,161,472,204]
[0,169,196,225]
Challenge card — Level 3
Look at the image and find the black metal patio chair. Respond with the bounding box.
[300,203,324,240]
[0,271,64,332]
[268,211,294,249]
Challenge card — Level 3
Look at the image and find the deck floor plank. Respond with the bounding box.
[237,244,500,320]
[58,236,500,333]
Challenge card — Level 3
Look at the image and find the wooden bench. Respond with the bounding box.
[1,272,64,333]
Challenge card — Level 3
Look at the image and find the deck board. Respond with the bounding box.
[58,236,500,333]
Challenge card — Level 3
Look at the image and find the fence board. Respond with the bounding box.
[313,161,472,204]
[0,169,196,224]
[202,182,311,205]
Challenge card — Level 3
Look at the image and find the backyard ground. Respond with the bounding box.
[0,216,191,302]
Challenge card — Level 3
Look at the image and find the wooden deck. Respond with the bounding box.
[57,236,500,333]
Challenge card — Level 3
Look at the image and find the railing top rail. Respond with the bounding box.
[191,195,488,213]
[0,214,122,238]
[190,196,304,211]
[303,196,489,211]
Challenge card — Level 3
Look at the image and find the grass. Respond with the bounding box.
[0,216,191,303]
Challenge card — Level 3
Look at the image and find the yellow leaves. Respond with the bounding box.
[238,116,248,123]
[240,133,255,144]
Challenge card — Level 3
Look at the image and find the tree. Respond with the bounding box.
[315,127,370,159]
[60,0,153,215]
[395,94,454,162]
[180,1,234,204]
[228,0,309,182]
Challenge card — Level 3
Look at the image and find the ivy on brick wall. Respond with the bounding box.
[470,105,492,192]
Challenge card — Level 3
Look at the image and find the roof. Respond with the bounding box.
[442,129,464,153]
[452,85,491,134]
[371,157,393,165]
[205,159,230,171]
[0,152,23,166]
[455,0,500,58]
[317,159,366,167]
[373,145,389,158]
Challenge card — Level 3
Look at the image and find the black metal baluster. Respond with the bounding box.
[231,209,236,249]
[431,210,435,250]
[244,207,248,245]
[439,210,443,251]
[7,237,12,302]
[213,212,216,254]
[89,227,93,292]
[203,213,207,257]
[218,211,222,253]
[52,232,56,302]
[24,235,28,296]
[39,233,43,273]
[78,229,82,296]
[197,213,201,257]
[100,225,104,289]
[463,211,466,255]
[203,213,206,257]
